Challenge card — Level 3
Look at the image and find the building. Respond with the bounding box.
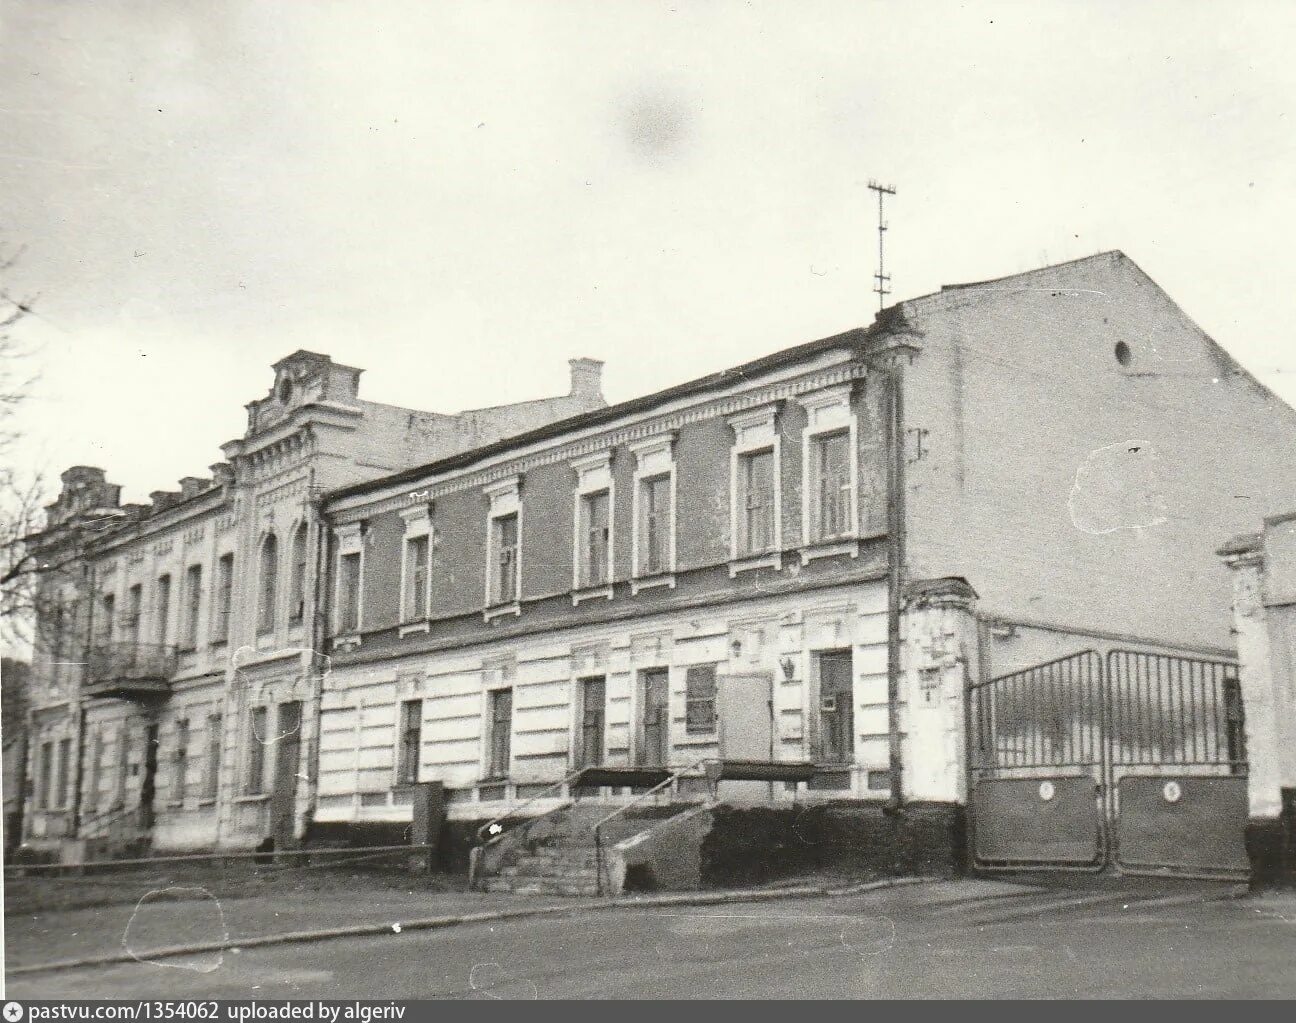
[20,352,605,856]
[1218,517,1296,885]
[22,250,1296,885]
[312,251,1296,887]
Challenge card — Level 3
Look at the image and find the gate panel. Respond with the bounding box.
[1114,775,1249,878]
[972,776,1102,866]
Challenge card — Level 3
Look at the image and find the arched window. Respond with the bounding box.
[257,533,279,635]
[289,522,309,625]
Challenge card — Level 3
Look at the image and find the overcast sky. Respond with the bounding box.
[4,1,1295,503]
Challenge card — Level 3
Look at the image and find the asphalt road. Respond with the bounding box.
[10,877,1296,999]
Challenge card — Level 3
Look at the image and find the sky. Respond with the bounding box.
[3,0,1296,503]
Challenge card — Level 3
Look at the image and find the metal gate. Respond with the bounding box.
[969,649,1249,879]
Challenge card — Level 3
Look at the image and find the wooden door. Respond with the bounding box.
[578,677,606,768]
[638,669,670,767]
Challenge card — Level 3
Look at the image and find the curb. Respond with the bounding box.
[8,875,938,977]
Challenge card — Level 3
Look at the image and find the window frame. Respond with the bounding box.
[571,450,614,600]
[155,573,172,646]
[395,698,423,786]
[256,533,279,637]
[483,476,522,619]
[798,384,860,556]
[333,522,365,638]
[182,564,203,650]
[212,553,234,644]
[172,718,190,805]
[629,434,677,592]
[398,504,432,632]
[727,404,782,573]
[684,665,718,736]
[245,706,268,796]
[485,686,513,780]
[203,712,222,802]
[288,521,309,626]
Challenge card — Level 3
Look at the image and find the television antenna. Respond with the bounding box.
[868,180,897,311]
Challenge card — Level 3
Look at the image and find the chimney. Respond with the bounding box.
[568,357,604,399]
[178,477,206,500]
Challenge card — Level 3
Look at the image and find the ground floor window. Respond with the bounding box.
[488,688,512,779]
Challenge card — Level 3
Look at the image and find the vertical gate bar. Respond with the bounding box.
[1190,661,1201,764]
[1153,654,1164,765]
[1210,664,1221,764]
[1172,658,1183,765]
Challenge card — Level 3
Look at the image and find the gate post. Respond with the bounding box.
[1220,533,1294,885]
[900,578,979,869]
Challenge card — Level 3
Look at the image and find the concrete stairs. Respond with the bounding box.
[474,799,693,897]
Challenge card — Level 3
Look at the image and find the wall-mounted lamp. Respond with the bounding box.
[989,621,1017,640]
[780,657,796,682]
[730,638,743,659]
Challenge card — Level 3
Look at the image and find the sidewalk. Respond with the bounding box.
[6,884,582,972]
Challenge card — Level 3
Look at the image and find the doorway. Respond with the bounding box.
[271,701,302,848]
[577,677,606,769]
[637,669,670,767]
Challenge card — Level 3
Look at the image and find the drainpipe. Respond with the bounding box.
[883,351,907,814]
[69,558,93,839]
[302,467,326,839]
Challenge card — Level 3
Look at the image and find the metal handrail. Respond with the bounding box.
[592,757,716,895]
[474,766,591,845]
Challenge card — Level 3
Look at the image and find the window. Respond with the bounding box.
[685,665,717,734]
[809,431,852,542]
[492,513,519,605]
[579,490,610,587]
[396,699,422,785]
[183,565,202,649]
[37,741,53,810]
[213,554,233,643]
[87,730,103,814]
[488,688,513,778]
[204,713,222,800]
[126,584,143,644]
[155,574,172,645]
[404,535,429,621]
[289,523,308,625]
[639,475,672,576]
[245,707,268,795]
[173,719,190,802]
[338,551,362,633]
[577,677,606,769]
[56,738,72,809]
[257,534,278,635]
[738,449,776,555]
[99,594,115,644]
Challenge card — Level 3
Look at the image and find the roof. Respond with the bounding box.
[325,321,887,505]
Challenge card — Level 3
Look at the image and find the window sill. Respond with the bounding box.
[198,799,217,808]
[333,634,362,652]
[729,552,782,577]
[399,620,430,637]
[483,602,521,623]
[210,638,229,648]
[630,573,676,595]
[571,584,613,606]
[177,645,197,655]
[799,539,861,565]
[234,793,269,803]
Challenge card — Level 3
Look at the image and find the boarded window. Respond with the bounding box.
[685,665,717,734]
[580,490,610,587]
[338,552,362,633]
[738,449,775,554]
[492,514,519,605]
[396,699,422,785]
[488,688,513,778]
[809,430,852,541]
[404,535,429,621]
[639,475,672,576]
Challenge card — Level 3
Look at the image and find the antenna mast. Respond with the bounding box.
[868,179,897,312]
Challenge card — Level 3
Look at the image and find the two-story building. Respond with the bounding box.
[312,251,1296,888]
[21,351,606,856]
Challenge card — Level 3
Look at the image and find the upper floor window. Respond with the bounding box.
[483,476,522,613]
[579,491,610,587]
[182,564,202,649]
[125,584,143,644]
[338,551,362,634]
[289,522,308,625]
[99,593,114,644]
[399,504,432,625]
[799,384,859,548]
[493,514,519,604]
[629,435,677,585]
[155,574,172,645]
[728,405,781,565]
[257,533,278,635]
[212,553,234,643]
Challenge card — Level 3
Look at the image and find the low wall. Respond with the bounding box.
[700,801,965,888]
